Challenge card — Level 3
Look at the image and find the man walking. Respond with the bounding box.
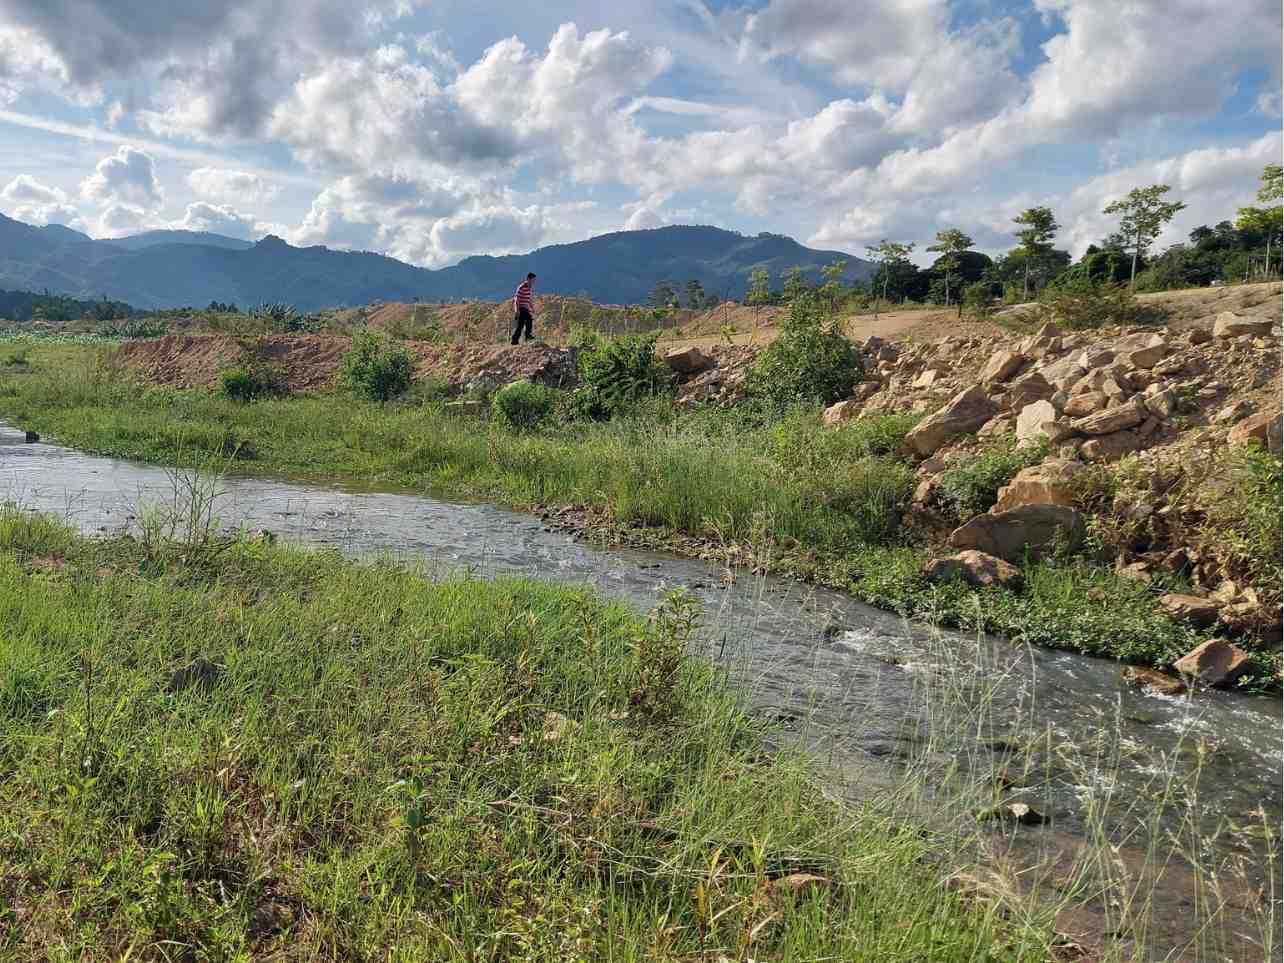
[511,272,536,345]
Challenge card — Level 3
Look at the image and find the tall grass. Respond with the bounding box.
[0,509,1056,960]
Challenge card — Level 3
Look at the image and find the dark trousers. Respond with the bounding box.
[511,306,533,344]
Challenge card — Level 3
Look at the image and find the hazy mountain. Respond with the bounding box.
[0,215,872,310]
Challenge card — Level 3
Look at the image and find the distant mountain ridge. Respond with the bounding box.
[0,215,872,310]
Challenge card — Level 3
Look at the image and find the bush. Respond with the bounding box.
[1031,282,1163,330]
[219,364,286,402]
[1195,446,1283,603]
[339,333,415,402]
[747,293,861,412]
[962,282,997,319]
[491,381,557,432]
[98,318,169,339]
[572,333,670,420]
[935,436,1050,522]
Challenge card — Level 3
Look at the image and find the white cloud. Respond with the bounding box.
[94,202,149,238]
[171,201,262,239]
[0,174,83,228]
[80,146,163,209]
[187,167,280,204]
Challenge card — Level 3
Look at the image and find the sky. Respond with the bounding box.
[0,0,1277,269]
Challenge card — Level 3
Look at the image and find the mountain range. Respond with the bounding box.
[0,214,872,310]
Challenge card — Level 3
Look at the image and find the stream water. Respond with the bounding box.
[4,424,1280,958]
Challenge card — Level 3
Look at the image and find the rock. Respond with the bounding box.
[876,344,899,362]
[166,657,224,694]
[542,711,578,743]
[1137,416,1160,440]
[863,335,886,352]
[1212,399,1253,425]
[1080,430,1142,462]
[1016,400,1072,445]
[663,346,714,376]
[445,399,486,416]
[1125,334,1168,369]
[992,460,1081,513]
[913,368,941,388]
[904,386,999,457]
[1018,335,1059,360]
[913,477,937,504]
[981,802,1047,826]
[23,430,38,443]
[1158,594,1220,628]
[1212,312,1274,338]
[852,381,882,402]
[1063,391,1106,418]
[1122,666,1187,697]
[980,349,1025,383]
[1142,388,1178,419]
[948,504,1085,563]
[923,550,1024,590]
[1077,347,1115,369]
[1172,639,1252,687]
[1071,397,1146,436]
[822,400,863,426]
[1186,327,1212,345]
[1227,410,1283,453]
[1036,322,1062,339]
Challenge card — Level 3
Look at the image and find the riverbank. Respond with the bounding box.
[0,509,1062,960]
[1,340,1278,689]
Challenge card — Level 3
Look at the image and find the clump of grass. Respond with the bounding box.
[935,436,1050,522]
[0,511,1054,961]
[219,364,286,402]
[491,380,557,432]
[1194,444,1283,604]
[2,346,29,367]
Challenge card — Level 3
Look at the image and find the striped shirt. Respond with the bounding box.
[514,279,534,311]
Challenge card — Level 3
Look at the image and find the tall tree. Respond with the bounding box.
[683,278,707,309]
[782,265,809,302]
[926,229,974,311]
[819,260,847,317]
[864,240,915,321]
[648,279,677,311]
[1012,206,1060,299]
[1235,164,1283,279]
[1103,184,1186,289]
[746,266,771,326]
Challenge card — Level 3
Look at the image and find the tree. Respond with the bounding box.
[864,240,915,320]
[1012,206,1059,299]
[1102,184,1186,289]
[683,278,707,310]
[926,228,974,312]
[746,266,771,326]
[819,260,847,317]
[782,265,809,302]
[1235,164,1283,279]
[647,279,677,311]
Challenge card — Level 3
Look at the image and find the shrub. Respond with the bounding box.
[1030,282,1162,330]
[572,333,669,420]
[1195,446,1283,602]
[935,436,1050,522]
[2,347,29,367]
[491,381,557,432]
[747,293,861,412]
[219,364,286,402]
[339,333,415,402]
[98,318,169,339]
[962,282,997,319]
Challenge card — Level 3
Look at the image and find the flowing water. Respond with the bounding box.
[4,425,1280,958]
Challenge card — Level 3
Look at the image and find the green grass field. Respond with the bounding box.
[0,510,1059,961]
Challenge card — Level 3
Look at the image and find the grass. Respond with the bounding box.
[0,341,1277,687]
[0,509,1059,961]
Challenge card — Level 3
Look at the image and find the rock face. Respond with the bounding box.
[1172,639,1252,687]
[663,346,714,375]
[1158,593,1221,628]
[923,550,1024,589]
[1071,397,1145,436]
[980,349,1024,383]
[905,386,999,457]
[1212,312,1274,338]
[992,460,1081,512]
[1016,400,1070,444]
[1227,409,1283,452]
[948,504,1085,562]
[822,399,862,426]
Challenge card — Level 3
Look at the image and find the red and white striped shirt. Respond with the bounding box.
[514,278,534,311]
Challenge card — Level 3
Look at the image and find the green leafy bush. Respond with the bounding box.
[491,381,557,432]
[1031,282,1162,330]
[935,436,1050,522]
[339,333,415,402]
[219,364,286,402]
[571,333,669,420]
[747,293,861,412]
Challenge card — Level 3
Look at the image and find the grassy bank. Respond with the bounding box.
[0,342,1277,687]
[0,509,1058,960]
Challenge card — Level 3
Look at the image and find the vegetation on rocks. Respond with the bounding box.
[747,293,862,411]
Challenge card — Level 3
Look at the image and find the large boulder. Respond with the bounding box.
[948,504,1085,562]
[1063,391,1106,418]
[1071,397,1146,435]
[1005,371,1055,409]
[1158,593,1220,629]
[904,386,999,457]
[1080,430,1142,462]
[1212,312,1274,338]
[1172,639,1252,687]
[1142,387,1178,419]
[1123,333,1168,370]
[1121,666,1187,697]
[923,550,1023,590]
[1227,409,1283,453]
[992,460,1082,513]
[980,349,1025,383]
[1016,400,1072,444]
[663,346,714,376]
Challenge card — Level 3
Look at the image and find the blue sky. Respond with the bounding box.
[0,0,1277,268]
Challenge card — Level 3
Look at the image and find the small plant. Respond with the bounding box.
[935,436,1050,522]
[98,318,169,339]
[2,347,29,367]
[491,381,557,432]
[252,302,299,329]
[339,333,415,403]
[746,293,862,412]
[571,333,670,420]
[219,363,286,402]
[719,323,737,346]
